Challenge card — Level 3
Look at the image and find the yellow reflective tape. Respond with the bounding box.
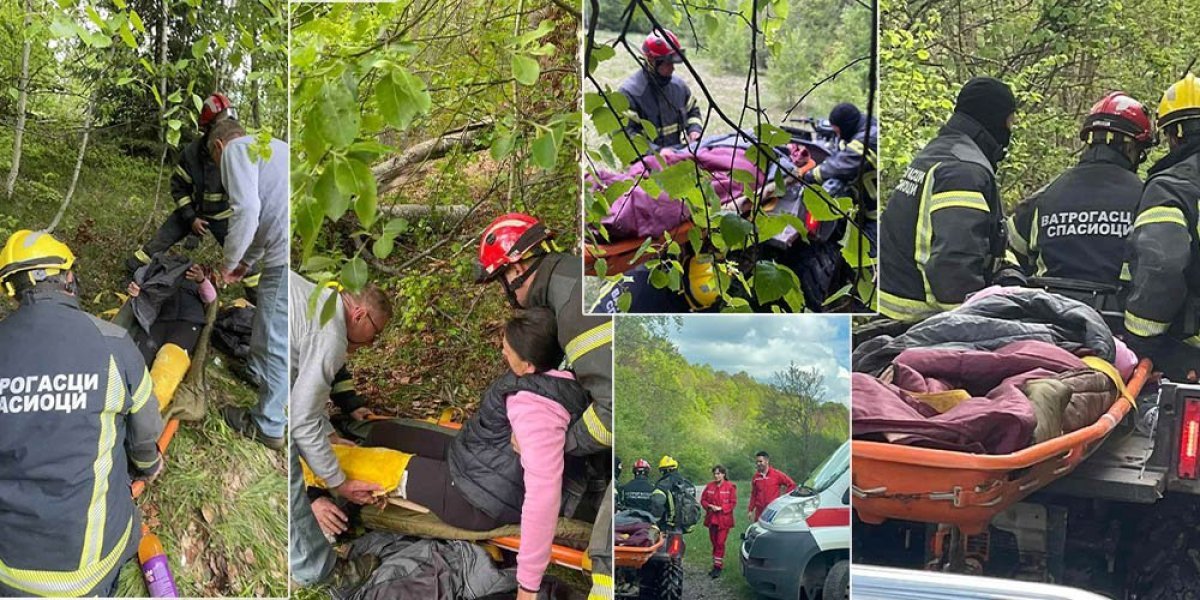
[582,405,612,447]
[174,165,192,184]
[914,164,940,309]
[564,322,613,364]
[929,190,989,213]
[331,379,355,394]
[877,290,937,322]
[1125,310,1170,337]
[847,139,865,155]
[242,273,261,287]
[660,123,680,135]
[1082,356,1131,407]
[588,572,614,599]
[1119,262,1132,282]
[134,249,151,265]
[81,358,124,567]
[811,167,823,183]
[0,519,131,597]
[686,95,697,110]
[1006,216,1029,256]
[687,117,703,126]
[175,196,191,208]
[1134,206,1187,229]
[208,208,234,220]
[1185,335,1200,349]
[129,369,153,413]
[203,193,224,202]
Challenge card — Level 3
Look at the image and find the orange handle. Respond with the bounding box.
[132,419,180,499]
[854,359,1153,470]
[489,537,588,571]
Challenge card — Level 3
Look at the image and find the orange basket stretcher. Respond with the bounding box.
[853,359,1153,536]
[613,537,665,569]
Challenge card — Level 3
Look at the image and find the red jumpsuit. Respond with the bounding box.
[749,467,796,521]
[701,480,738,569]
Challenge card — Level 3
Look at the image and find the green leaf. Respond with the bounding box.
[490,133,515,161]
[531,130,558,169]
[753,261,797,305]
[594,258,608,278]
[630,236,655,263]
[617,290,632,312]
[655,161,699,197]
[167,119,182,130]
[295,199,323,259]
[376,69,431,130]
[841,226,876,269]
[314,166,348,221]
[317,80,360,149]
[140,58,156,75]
[801,185,848,221]
[192,35,209,60]
[85,5,105,30]
[302,256,338,273]
[166,128,180,147]
[511,54,540,85]
[349,159,378,227]
[612,134,649,165]
[754,123,791,147]
[118,23,137,48]
[341,257,369,292]
[372,236,395,259]
[319,290,339,325]
[383,218,409,237]
[129,10,145,34]
[719,214,754,249]
[588,44,616,74]
[167,89,182,103]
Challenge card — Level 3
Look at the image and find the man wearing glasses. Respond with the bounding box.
[286,272,394,585]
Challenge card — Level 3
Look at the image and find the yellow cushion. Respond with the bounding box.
[301,445,412,494]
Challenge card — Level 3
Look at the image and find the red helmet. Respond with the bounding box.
[642,30,684,64]
[1080,92,1153,144]
[200,93,234,128]
[474,213,554,283]
[633,459,651,472]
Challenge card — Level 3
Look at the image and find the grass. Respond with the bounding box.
[681,479,757,599]
[0,125,288,597]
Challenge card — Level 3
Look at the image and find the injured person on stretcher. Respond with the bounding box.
[302,307,604,595]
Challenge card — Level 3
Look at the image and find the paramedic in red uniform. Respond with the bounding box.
[700,465,738,578]
[748,451,796,521]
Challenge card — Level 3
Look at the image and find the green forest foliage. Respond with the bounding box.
[881,0,1196,208]
[289,0,581,414]
[615,317,848,483]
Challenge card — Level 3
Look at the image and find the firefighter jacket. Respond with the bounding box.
[169,136,230,223]
[878,113,1008,321]
[1008,144,1142,286]
[618,474,666,520]
[807,117,879,214]
[1124,139,1200,347]
[617,68,703,149]
[525,253,613,457]
[0,290,162,597]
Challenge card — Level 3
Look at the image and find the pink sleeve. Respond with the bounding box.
[198,279,218,304]
[508,391,570,592]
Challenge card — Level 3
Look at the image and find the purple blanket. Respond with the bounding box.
[852,341,1086,454]
[591,147,765,240]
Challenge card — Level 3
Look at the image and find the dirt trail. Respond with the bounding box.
[681,560,753,600]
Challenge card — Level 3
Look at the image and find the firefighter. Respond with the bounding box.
[1008,92,1153,288]
[655,455,687,528]
[474,212,614,600]
[617,29,703,150]
[618,458,667,520]
[0,230,164,597]
[1124,74,1200,380]
[126,94,261,294]
[878,77,1017,321]
[803,102,879,215]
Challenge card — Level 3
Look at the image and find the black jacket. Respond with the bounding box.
[618,69,702,149]
[525,253,613,456]
[0,291,162,597]
[618,475,666,519]
[808,117,880,211]
[448,372,590,524]
[1124,139,1200,344]
[1008,144,1142,286]
[878,113,1008,321]
[169,136,230,222]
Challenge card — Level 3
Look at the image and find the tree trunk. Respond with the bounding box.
[251,51,261,127]
[48,93,96,233]
[5,0,33,200]
[371,120,493,195]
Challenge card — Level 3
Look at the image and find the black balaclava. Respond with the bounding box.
[829,102,862,141]
[954,76,1017,151]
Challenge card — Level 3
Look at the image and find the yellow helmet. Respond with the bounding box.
[1158,73,1200,131]
[683,254,720,310]
[0,230,76,296]
[658,455,679,470]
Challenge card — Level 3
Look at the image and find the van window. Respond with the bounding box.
[797,441,849,495]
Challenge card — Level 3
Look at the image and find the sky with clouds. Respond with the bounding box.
[659,315,852,404]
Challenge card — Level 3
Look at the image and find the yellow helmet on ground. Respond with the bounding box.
[0,230,76,296]
[658,455,679,470]
[1158,73,1200,132]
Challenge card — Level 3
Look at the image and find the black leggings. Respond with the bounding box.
[367,421,505,531]
[136,320,202,365]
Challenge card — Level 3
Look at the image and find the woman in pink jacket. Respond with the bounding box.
[366,308,590,598]
[701,465,738,578]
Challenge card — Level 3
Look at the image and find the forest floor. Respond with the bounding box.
[0,127,288,597]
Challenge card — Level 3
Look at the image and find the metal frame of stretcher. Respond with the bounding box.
[852,359,1153,537]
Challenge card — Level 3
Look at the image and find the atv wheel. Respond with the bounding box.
[657,557,684,600]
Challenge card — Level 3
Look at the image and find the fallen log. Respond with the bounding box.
[373,119,493,195]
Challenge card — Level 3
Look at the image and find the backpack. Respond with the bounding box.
[664,476,702,533]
